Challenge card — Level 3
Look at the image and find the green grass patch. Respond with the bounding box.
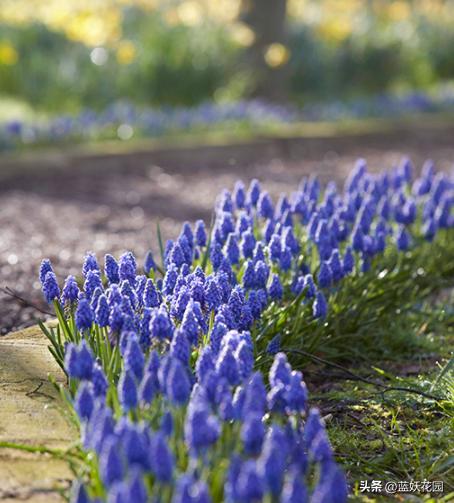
[306,286,454,501]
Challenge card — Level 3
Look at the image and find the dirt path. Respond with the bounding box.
[1,123,453,334]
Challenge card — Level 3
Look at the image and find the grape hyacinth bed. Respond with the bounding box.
[37,159,453,503]
[2,87,454,152]
[0,100,296,152]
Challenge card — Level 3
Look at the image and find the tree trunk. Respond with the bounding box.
[240,0,289,102]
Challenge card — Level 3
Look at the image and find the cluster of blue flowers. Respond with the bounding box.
[39,159,453,502]
[3,87,454,151]
[66,341,346,503]
[1,100,295,151]
[300,89,454,122]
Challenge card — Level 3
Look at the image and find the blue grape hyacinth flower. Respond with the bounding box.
[42,271,60,303]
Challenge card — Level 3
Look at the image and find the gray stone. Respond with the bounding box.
[0,324,75,501]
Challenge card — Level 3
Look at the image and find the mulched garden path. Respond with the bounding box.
[2,124,454,334]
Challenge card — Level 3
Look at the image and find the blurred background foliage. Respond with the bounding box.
[1,0,454,115]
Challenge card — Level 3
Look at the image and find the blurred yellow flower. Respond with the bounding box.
[230,23,255,47]
[205,0,240,22]
[64,10,121,46]
[421,0,446,19]
[387,1,411,22]
[264,43,290,68]
[0,1,124,45]
[5,0,450,51]
[177,1,203,27]
[288,0,308,19]
[116,40,136,64]
[317,18,352,42]
[0,41,18,65]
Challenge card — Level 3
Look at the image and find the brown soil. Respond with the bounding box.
[1,124,454,334]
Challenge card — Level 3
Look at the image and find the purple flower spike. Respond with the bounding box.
[42,271,60,303]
